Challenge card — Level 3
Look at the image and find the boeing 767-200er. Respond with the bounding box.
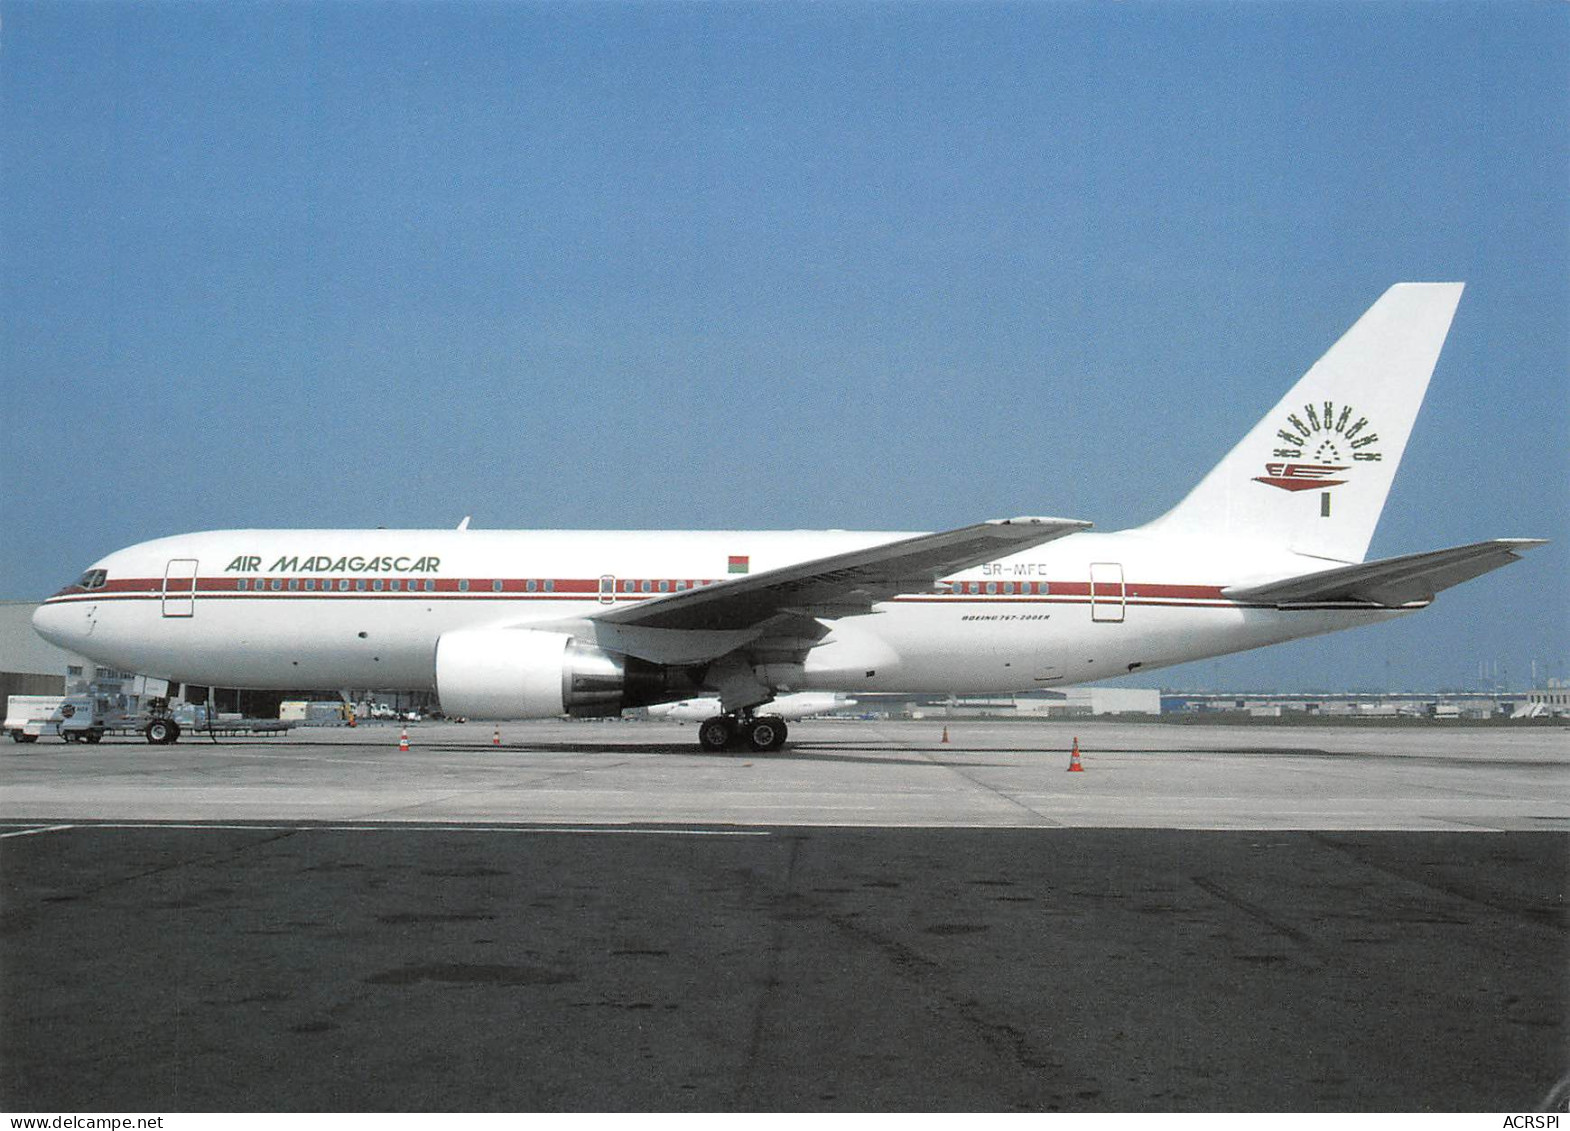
[34,284,1545,751]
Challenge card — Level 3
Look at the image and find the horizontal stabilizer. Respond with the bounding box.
[1223,539,1547,608]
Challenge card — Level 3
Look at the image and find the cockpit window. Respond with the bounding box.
[77,569,108,590]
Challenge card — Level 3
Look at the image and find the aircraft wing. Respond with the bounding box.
[590,516,1091,632]
[1223,538,1547,608]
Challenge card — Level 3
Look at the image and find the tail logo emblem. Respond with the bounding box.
[1255,462,1348,492]
[1254,400,1383,492]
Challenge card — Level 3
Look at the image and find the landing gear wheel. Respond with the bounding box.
[84,730,103,744]
[745,717,788,752]
[697,716,735,752]
[145,718,181,745]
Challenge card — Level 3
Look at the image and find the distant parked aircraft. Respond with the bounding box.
[648,692,852,722]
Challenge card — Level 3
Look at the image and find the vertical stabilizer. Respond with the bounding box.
[1141,283,1464,563]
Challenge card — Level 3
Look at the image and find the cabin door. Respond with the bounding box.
[162,559,199,618]
[1090,562,1126,624]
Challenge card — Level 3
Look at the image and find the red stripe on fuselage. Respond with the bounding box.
[40,575,1261,609]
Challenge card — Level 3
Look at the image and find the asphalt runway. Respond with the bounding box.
[1,719,1566,1111]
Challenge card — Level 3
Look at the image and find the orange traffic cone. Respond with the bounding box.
[492,726,501,747]
[941,726,950,744]
[1067,737,1084,772]
[399,727,410,753]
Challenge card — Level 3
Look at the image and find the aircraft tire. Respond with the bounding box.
[745,717,788,753]
[697,716,735,752]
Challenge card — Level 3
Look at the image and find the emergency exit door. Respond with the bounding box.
[162,559,199,617]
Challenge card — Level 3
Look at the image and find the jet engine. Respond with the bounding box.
[434,628,698,719]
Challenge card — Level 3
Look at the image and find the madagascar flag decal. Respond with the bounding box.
[728,555,749,574]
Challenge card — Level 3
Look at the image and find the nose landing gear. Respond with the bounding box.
[697,713,789,753]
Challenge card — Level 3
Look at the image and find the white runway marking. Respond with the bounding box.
[0,824,76,839]
[0,821,770,837]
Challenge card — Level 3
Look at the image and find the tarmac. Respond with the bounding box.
[1,718,1566,1111]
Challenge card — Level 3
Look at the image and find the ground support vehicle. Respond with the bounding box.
[5,695,295,746]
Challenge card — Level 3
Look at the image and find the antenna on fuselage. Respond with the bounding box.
[457,516,471,531]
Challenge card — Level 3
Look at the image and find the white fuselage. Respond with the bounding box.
[34,286,1500,713]
[32,526,1409,698]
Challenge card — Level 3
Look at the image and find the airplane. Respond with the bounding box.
[32,283,1544,752]
[648,691,854,722]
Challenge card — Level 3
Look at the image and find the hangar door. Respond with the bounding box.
[163,559,199,618]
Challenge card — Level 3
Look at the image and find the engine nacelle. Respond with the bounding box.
[434,628,696,719]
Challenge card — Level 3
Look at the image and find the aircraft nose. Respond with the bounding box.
[32,600,90,652]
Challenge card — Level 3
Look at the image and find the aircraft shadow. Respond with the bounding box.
[429,741,1017,768]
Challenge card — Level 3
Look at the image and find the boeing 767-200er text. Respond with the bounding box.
[34,284,1545,751]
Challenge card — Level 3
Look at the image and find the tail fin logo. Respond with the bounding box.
[1254,400,1383,492]
[1254,462,1348,492]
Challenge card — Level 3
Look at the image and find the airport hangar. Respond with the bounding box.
[0,601,79,701]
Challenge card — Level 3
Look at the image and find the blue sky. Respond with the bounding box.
[2,0,1565,692]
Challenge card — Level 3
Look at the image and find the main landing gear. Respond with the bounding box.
[697,714,789,753]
